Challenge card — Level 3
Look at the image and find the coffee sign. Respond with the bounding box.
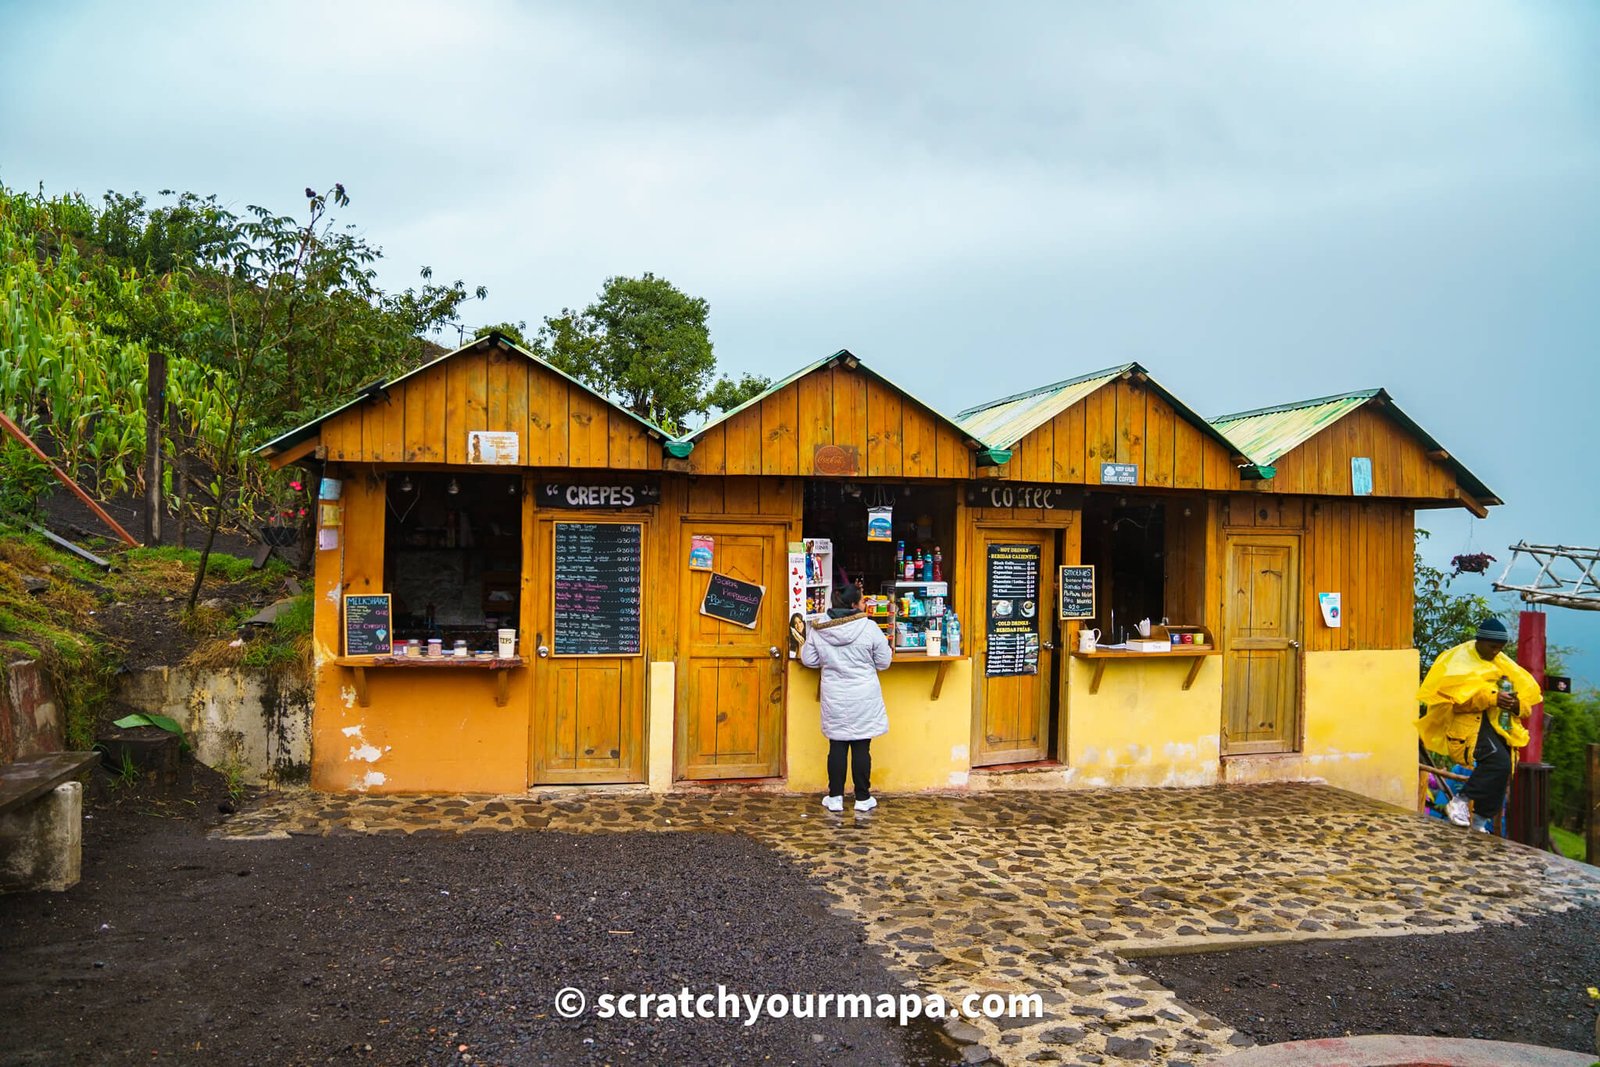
[1100,463,1138,485]
[967,483,1076,510]
[540,481,661,509]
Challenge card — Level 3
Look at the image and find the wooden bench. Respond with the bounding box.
[0,751,97,893]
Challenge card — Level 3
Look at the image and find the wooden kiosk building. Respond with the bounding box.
[259,334,1497,806]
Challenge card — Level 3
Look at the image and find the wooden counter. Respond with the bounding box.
[333,655,525,708]
[1070,647,1219,694]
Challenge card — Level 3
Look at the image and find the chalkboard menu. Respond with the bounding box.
[344,594,392,656]
[700,572,765,629]
[986,543,1040,677]
[553,522,643,656]
[1058,565,1095,620]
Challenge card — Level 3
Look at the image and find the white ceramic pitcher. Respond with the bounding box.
[1077,628,1101,653]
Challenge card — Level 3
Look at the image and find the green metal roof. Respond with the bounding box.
[956,362,1244,459]
[681,348,985,452]
[955,365,1129,449]
[1209,390,1377,467]
[1210,389,1500,505]
[254,331,671,460]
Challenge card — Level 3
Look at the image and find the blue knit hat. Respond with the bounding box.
[1474,616,1510,643]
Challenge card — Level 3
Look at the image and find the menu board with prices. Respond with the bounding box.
[343,594,392,656]
[553,522,643,656]
[1057,565,1095,620]
[986,543,1040,676]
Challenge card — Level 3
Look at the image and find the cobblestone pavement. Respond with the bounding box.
[218,785,1600,1065]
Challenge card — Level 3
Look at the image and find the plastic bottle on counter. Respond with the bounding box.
[933,546,943,582]
[946,613,962,657]
[904,552,915,581]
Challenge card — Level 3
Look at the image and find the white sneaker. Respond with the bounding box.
[853,796,878,812]
[1445,796,1470,827]
[821,795,844,812]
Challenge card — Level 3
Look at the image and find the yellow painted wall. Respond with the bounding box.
[647,662,675,792]
[785,659,973,793]
[1222,649,1419,808]
[1062,656,1224,788]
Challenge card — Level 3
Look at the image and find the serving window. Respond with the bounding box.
[801,481,960,654]
[1079,493,1208,644]
[382,471,522,651]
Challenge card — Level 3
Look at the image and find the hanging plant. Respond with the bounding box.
[1450,552,1496,576]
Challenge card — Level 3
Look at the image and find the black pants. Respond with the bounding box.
[827,739,872,800]
[1460,712,1512,817]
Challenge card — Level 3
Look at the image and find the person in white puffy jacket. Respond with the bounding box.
[800,583,893,812]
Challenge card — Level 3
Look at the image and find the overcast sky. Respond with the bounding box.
[4,1,1598,682]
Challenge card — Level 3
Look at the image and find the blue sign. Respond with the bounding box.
[1099,463,1138,486]
[1351,457,1373,496]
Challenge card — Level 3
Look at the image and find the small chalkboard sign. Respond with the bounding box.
[344,593,392,656]
[1058,565,1095,620]
[700,572,765,629]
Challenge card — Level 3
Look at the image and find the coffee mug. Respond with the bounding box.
[1077,628,1101,653]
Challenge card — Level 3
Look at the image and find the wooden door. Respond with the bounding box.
[973,529,1056,766]
[530,518,646,784]
[677,522,788,779]
[1222,533,1302,754]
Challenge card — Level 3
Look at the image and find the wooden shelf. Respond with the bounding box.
[335,655,525,708]
[1070,647,1219,694]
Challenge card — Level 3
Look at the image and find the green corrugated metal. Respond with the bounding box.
[1209,391,1376,466]
[955,366,1129,449]
[1211,389,1501,505]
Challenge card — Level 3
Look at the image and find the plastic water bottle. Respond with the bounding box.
[1497,676,1514,732]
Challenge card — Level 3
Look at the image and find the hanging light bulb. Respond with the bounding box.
[399,474,413,493]
[447,478,460,495]
[507,479,518,495]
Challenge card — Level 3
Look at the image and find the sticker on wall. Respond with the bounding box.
[867,506,893,542]
[1351,457,1373,496]
[689,534,715,570]
[318,502,343,527]
[317,527,340,551]
[1318,591,1342,628]
[468,430,520,465]
[318,476,342,501]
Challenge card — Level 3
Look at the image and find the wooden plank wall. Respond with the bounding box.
[1255,406,1457,501]
[688,363,973,480]
[650,476,803,661]
[319,346,663,470]
[1003,380,1237,490]
[1218,494,1414,652]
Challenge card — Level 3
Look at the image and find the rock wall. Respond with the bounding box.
[117,665,312,786]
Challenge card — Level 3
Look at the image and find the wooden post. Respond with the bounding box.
[144,349,165,545]
[1587,744,1600,867]
[1516,610,1546,762]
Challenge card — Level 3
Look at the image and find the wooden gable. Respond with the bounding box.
[1253,403,1467,505]
[685,354,975,479]
[998,375,1240,490]
[312,337,665,470]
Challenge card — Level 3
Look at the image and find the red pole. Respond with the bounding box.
[1517,610,1546,763]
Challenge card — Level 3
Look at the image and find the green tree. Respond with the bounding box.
[1539,656,1600,831]
[528,273,769,431]
[1413,529,1492,675]
[473,320,531,349]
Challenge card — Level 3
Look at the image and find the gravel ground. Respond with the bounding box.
[1139,904,1600,1056]
[0,771,957,1066]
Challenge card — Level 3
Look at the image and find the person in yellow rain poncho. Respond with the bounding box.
[1417,616,1541,831]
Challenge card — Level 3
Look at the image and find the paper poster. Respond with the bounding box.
[468,430,520,465]
[317,527,339,551]
[318,477,342,501]
[689,534,714,570]
[867,506,893,542]
[1318,591,1341,628]
[1351,457,1373,496]
[318,502,343,527]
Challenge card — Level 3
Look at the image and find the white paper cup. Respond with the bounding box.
[497,629,517,658]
